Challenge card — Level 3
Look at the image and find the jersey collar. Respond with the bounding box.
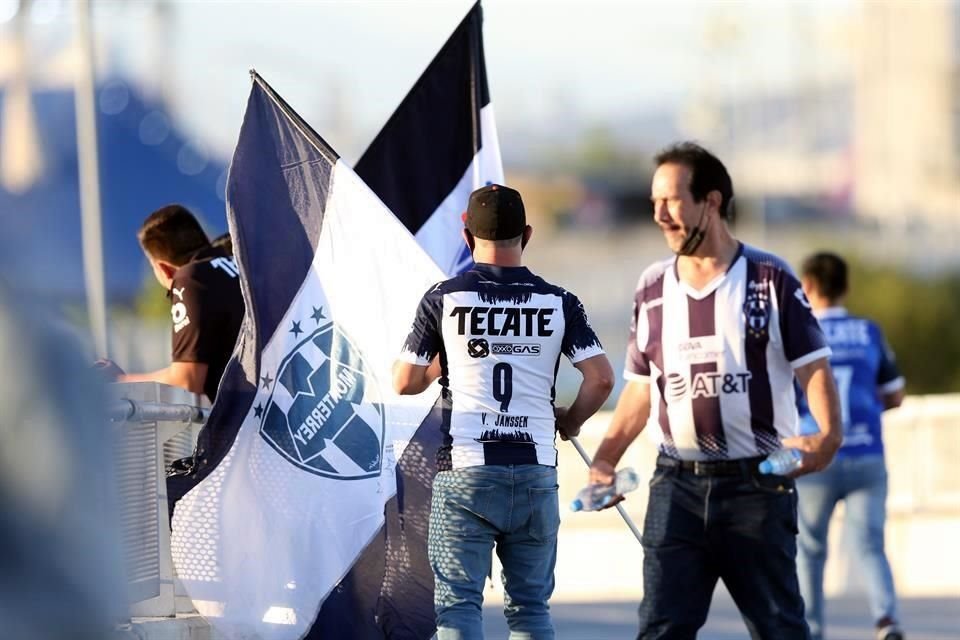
[472,263,532,279]
[815,306,847,320]
[672,242,744,300]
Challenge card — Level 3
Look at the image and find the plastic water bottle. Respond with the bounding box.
[570,468,640,512]
[758,448,802,475]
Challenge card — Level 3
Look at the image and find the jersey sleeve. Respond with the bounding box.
[560,291,604,363]
[397,285,444,366]
[776,272,832,368]
[873,324,905,394]
[170,272,213,364]
[624,290,652,381]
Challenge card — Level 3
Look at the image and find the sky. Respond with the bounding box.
[98,0,856,162]
[3,0,857,162]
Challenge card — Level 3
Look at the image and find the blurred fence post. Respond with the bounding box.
[74,0,109,357]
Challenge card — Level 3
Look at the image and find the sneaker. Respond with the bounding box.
[876,623,904,640]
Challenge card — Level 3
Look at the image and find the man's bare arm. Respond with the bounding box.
[392,357,441,395]
[554,354,614,440]
[882,387,905,411]
[589,380,651,485]
[783,358,842,476]
[118,361,208,396]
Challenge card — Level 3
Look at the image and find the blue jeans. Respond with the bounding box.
[428,464,560,640]
[796,455,898,639]
[638,457,809,640]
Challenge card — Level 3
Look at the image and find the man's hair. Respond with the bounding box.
[476,235,523,249]
[210,232,233,257]
[137,205,209,265]
[654,141,735,220]
[801,251,848,300]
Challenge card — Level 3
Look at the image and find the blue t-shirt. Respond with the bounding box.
[798,307,904,457]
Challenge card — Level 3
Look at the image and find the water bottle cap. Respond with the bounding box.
[570,499,583,512]
[758,460,773,474]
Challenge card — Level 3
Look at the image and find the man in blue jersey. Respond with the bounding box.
[590,142,843,640]
[394,184,614,639]
[796,252,906,640]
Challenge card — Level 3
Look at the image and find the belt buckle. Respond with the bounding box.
[693,460,709,476]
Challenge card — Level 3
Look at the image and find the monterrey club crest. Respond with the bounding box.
[744,280,771,338]
[258,315,384,480]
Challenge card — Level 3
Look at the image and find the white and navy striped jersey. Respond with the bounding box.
[626,244,831,461]
[399,264,604,470]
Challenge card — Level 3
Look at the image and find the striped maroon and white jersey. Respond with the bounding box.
[625,243,831,461]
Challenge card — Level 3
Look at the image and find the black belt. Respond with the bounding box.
[657,454,766,477]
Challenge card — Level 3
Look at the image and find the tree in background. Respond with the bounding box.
[846,260,960,394]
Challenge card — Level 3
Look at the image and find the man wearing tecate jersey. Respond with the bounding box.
[394,184,614,640]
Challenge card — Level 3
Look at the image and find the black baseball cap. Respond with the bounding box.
[463,184,526,240]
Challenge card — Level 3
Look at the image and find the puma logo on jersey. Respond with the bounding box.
[450,306,554,337]
[172,302,190,333]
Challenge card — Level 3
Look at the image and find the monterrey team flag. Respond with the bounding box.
[356,0,503,276]
[169,72,443,639]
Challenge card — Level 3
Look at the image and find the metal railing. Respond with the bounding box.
[109,399,209,426]
[110,382,207,618]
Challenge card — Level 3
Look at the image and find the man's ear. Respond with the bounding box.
[156,260,178,280]
[707,190,724,217]
[461,228,475,252]
[520,225,533,250]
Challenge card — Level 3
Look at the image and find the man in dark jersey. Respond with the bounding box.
[393,184,614,640]
[96,205,242,402]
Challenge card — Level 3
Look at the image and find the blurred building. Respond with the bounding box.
[662,1,960,232]
[0,11,228,303]
[853,0,960,229]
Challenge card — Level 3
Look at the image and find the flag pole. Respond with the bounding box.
[468,3,481,188]
[569,436,643,544]
[249,70,337,164]
[74,0,109,357]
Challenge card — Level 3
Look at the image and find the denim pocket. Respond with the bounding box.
[528,485,560,542]
[750,473,796,496]
[751,475,799,536]
[648,466,675,490]
[441,485,495,535]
